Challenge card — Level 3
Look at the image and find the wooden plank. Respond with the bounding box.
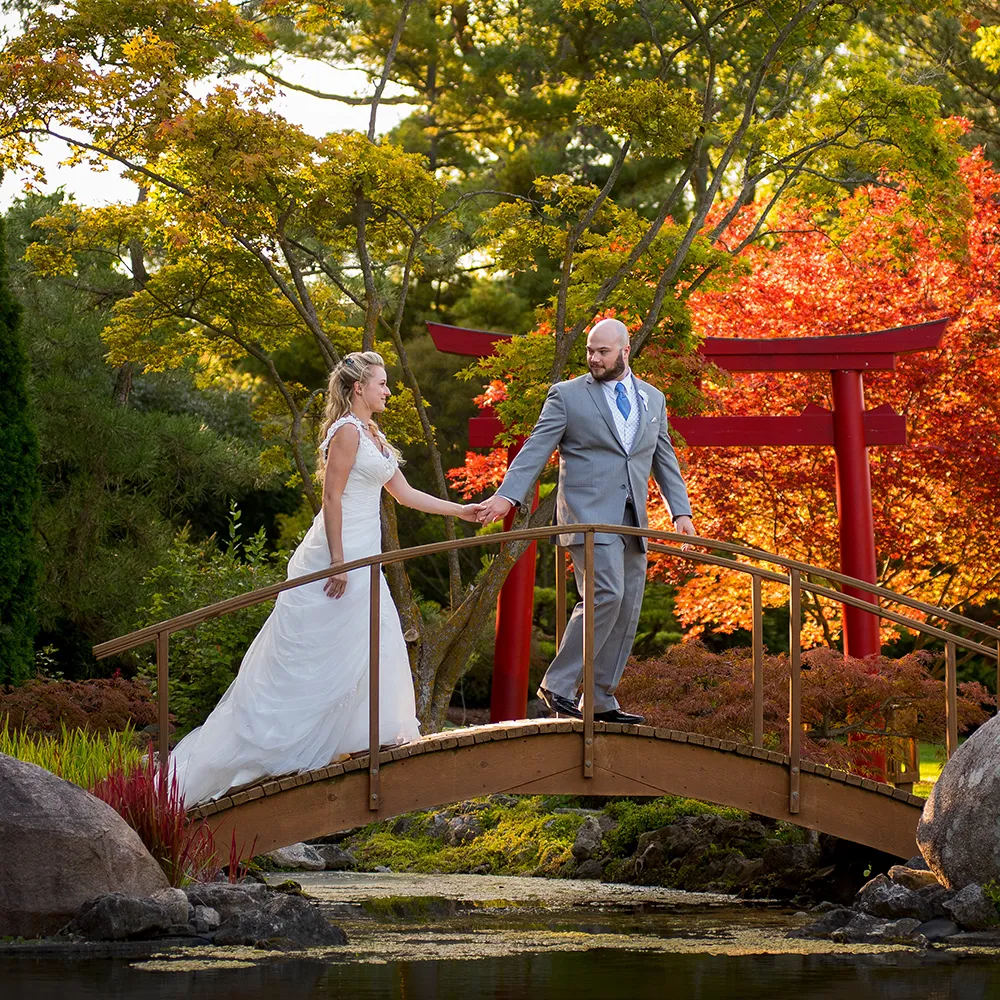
[369,564,381,812]
[156,630,170,765]
[946,641,959,759]
[555,544,567,649]
[788,568,802,815]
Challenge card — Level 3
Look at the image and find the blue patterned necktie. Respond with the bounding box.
[614,381,631,421]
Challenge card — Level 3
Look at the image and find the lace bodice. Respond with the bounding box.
[321,413,395,465]
[319,413,397,518]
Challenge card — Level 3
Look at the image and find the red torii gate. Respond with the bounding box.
[672,318,949,660]
[428,322,539,723]
[428,318,949,721]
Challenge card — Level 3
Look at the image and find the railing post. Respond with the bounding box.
[788,568,801,814]
[156,630,170,765]
[752,574,764,748]
[946,640,958,760]
[555,543,567,650]
[582,530,595,779]
[996,639,999,719]
[369,564,381,811]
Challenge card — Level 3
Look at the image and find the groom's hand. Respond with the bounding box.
[478,494,514,524]
[674,515,697,551]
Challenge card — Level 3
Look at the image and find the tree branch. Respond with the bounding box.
[369,0,416,141]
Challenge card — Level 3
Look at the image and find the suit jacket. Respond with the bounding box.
[497,372,692,548]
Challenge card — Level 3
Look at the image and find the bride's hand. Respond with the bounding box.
[456,503,486,523]
[324,571,348,599]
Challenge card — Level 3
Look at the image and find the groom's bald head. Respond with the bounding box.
[588,318,629,348]
[586,318,630,381]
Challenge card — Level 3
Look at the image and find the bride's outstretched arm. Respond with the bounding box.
[385,470,483,522]
[322,424,361,598]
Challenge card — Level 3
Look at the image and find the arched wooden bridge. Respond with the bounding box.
[94,523,1000,863]
[188,718,925,860]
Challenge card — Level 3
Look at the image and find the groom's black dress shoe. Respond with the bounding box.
[537,687,583,719]
[594,708,646,725]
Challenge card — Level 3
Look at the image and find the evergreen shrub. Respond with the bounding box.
[138,506,285,734]
[0,214,40,685]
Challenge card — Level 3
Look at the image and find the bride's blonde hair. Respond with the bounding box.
[320,351,401,461]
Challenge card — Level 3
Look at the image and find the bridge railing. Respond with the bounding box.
[94,524,1000,815]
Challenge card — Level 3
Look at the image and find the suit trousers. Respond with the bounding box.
[539,504,647,713]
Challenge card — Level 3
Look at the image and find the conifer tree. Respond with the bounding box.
[0,212,39,685]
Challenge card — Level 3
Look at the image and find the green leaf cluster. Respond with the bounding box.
[138,506,287,735]
[577,74,701,158]
[7,196,274,675]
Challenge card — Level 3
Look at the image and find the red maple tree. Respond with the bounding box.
[653,149,1000,644]
[450,148,1000,645]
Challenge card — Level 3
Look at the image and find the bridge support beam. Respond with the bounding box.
[192,723,924,863]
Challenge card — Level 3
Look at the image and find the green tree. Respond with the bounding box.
[0,211,39,685]
[863,6,1000,163]
[5,195,278,676]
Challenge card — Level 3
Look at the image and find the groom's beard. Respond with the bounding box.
[590,349,627,382]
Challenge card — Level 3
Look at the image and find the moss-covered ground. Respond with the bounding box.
[344,795,584,876]
[333,794,807,891]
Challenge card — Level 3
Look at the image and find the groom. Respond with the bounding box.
[478,318,696,724]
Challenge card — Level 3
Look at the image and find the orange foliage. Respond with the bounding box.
[651,150,1000,640]
[450,151,1000,643]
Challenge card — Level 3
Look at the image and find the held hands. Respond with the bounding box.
[674,515,697,551]
[456,502,486,523]
[476,494,514,525]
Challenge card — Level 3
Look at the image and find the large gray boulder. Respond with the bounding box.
[918,714,1000,889]
[66,893,177,941]
[0,753,169,937]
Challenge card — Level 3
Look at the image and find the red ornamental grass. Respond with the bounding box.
[90,744,221,887]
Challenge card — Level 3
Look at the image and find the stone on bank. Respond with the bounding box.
[917,710,1000,889]
[0,752,168,937]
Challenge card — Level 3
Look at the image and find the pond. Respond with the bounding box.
[3,873,998,1000]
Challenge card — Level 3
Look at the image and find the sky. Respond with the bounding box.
[0,14,414,210]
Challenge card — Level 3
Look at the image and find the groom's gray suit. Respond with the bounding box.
[497,371,692,713]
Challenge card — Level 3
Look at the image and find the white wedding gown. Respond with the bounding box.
[169,414,421,806]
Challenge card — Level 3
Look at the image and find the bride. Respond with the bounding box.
[169,351,483,806]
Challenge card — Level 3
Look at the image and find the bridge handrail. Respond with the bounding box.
[94,523,1000,658]
[94,523,999,812]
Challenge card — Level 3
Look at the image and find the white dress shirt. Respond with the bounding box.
[600,368,640,452]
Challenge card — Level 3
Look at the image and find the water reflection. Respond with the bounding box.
[4,950,1000,1000]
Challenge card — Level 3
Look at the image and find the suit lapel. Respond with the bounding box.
[628,377,653,454]
[585,376,626,453]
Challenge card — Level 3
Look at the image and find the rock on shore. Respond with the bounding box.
[917,712,1000,889]
[0,753,169,938]
[793,859,1000,947]
[65,881,347,948]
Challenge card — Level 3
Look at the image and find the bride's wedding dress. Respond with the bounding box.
[169,413,421,806]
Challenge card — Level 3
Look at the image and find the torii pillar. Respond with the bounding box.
[670,319,949,659]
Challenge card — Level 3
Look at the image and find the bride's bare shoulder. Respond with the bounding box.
[322,417,362,461]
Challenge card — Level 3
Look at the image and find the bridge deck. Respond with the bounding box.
[188,719,925,860]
